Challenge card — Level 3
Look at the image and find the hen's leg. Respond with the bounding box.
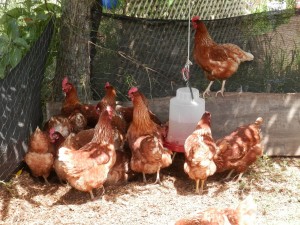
[100,186,105,195]
[195,179,200,193]
[172,152,177,161]
[143,173,147,183]
[154,169,161,184]
[202,81,214,98]
[200,179,205,194]
[89,190,95,200]
[216,80,226,97]
[42,175,50,185]
[224,169,235,181]
[236,172,244,182]
[196,179,205,194]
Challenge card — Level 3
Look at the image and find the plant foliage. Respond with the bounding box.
[0,0,61,79]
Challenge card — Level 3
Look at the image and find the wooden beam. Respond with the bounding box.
[46,92,300,156]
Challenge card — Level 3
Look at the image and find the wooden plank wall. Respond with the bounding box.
[46,92,300,156]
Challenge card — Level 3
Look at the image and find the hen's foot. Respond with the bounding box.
[202,80,214,98]
[202,89,211,98]
[235,173,244,182]
[216,80,226,97]
[154,170,161,184]
[154,179,161,185]
[215,89,225,97]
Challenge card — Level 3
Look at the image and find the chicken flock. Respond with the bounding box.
[25,78,171,199]
[24,17,262,224]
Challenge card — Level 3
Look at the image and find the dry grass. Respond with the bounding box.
[1,155,300,225]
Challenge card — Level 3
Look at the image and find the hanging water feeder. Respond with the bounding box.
[164,0,205,152]
[164,87,205,152]
[102,0,118,9]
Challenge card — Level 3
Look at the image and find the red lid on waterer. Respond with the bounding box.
[163,140,184,153]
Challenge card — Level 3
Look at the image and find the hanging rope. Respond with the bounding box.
[181,0,194,100]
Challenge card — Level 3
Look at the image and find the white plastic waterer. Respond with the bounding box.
[166,87,205,152]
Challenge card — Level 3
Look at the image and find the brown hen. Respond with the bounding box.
[49,130,84,183]
[96,82,117,113]
[96,82,128,150]
[126,87,172,183]
[67,111,88,133]
[43,115,72,138]
[175,196,257,225]
[57,106,116,199]
[55,128,132,186]
[192,16,254,97]
[24,127,55,184]
[49,130,69,183]
[184,112,217,194]
[116,88,162,126]
[61,77,99,127]
[105,150,133,186]
[214,117,263,181]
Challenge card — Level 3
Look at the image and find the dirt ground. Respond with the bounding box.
[0,155,300,225]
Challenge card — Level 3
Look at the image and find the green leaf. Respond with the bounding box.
[0,52,10,65]
[13,37,30,49]
[0,60,7,79]
[0,56,9,79]
[7,19,20,39]
[0,34,10,44]
[0,42,9,55]
[9,47,22,68]
[0,66,6,79]
[35,13,49,21]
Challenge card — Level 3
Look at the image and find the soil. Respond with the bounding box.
[1,155,300,225]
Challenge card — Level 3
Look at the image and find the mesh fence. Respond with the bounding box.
[0,18,54,181]
[91,8,300,100]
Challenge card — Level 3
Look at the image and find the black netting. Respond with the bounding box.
[91,9,300,100]
[0,18,55,181]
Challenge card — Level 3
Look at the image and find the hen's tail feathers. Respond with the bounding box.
[254,117,263,126]
[244,52,254,61]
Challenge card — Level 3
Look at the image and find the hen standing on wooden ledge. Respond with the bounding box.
[192,16,254,97]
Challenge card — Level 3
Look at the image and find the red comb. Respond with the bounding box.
[49,128,55,135]
[62,77,68,87]
[191,16,200,22]
[105,82,110,88]
[128,87,138,95]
